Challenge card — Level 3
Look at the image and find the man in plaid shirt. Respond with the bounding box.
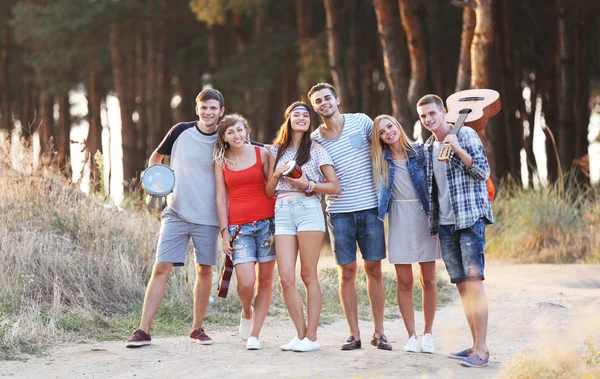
[417,94,493,368]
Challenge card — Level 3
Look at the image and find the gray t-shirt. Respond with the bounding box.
[432,141,456,225]
[156,121,218,226]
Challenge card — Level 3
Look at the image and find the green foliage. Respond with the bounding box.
[486,173,600,263]
[190,0,268,25]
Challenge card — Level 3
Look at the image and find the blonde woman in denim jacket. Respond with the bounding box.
[371,115,441,354]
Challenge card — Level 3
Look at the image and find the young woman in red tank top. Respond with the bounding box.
[214,114,275,350]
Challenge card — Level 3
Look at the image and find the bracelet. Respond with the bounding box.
[304,180,316,193]
[220,227,228,237]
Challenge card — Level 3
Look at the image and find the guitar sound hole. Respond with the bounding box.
[458,109,472,114]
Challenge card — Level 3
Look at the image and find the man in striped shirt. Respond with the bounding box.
[418,94,493,368]
[309,83,390,351]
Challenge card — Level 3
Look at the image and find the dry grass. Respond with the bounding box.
[0,141,455,360]
[486,174,600,263]
[498,338,600,378]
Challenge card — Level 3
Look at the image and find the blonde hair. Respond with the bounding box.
[370,115,415,189]
[213,113,251,169]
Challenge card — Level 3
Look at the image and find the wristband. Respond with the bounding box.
[304,180,315,193]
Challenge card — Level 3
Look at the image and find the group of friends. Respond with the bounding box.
[125,82,493,369]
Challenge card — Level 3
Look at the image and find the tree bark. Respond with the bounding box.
[110,21,137,183]
[372,0,412,131]
[56,93,71,173]
[470,0,495,179]
[323,0,349,112]
[556,0,576,174]
[399,0,428,108]
[38,88,54,156]
[87,57,103,188]
[455,4,475,92]
[1,25,10,131]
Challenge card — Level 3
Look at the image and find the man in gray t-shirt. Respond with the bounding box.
[126,89,225,348]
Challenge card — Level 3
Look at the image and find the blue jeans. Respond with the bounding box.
[228,217,275,266]
[327,207,386,265]
[438,218,486,284]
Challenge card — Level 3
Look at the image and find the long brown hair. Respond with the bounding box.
[213,113,251,168]
[272,101,313,167]
[371,115,415,188]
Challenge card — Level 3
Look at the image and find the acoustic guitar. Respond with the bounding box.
[216,225,241,298]
[438,88,501,161]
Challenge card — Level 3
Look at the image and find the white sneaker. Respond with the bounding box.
[293,338,320,352]
[403,334,419,353]
[421,333,435,354]
[280,336,302,351]
[246,336,260,350]
[239,307,253,341]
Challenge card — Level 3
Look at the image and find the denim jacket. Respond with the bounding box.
[377,143,429,221]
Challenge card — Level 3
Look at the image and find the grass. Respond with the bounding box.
[0,143,456,360]
[486,173,600,263]
[498,338,600,378]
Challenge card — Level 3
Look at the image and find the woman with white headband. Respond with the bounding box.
[266,101,340,352]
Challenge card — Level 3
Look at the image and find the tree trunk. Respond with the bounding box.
[470,0,495,178]
[1,25,10,131]
[323,0,349,111]
[295,0,313,92]
[455,4,475,92]
[556,0,576,174]
[38,88,54,156]
[399,0,428,108]
[573,2,591,174]
[110,21,137,183]
[372,0,412,131]
[87,57,103,188]
[57,93,71,173]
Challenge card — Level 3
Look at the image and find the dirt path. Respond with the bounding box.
[2,262,600,379]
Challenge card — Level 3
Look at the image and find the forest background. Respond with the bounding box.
[1,0,600,371]
[1,0,600,191]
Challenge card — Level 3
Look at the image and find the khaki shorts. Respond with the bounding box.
[155,207,219,266]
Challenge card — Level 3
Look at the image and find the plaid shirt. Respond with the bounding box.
[424,126,494,235]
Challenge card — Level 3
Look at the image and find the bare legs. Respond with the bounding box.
[139,262,213,334]
[235,260,276,338]
[338,259,385,341]
[276,231,324,341]
[139,262,174,333]
[456,280,488,357]
[394,261,437,337]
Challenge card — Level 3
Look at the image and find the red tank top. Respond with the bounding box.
[223,146,275,225]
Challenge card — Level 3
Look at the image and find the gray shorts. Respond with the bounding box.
[156,207,219,266]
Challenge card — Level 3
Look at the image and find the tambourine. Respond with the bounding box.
[141,164,175,209]
[282,160,303,179]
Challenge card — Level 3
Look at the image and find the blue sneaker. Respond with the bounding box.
[448,348,473,359]
[460,352,490,367]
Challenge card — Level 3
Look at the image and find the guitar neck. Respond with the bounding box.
[449,111,470,136]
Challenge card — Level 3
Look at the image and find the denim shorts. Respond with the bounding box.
[326,207,386,265]
[438,218,486,284]
[228,217,275,266]
[274,196,325,235]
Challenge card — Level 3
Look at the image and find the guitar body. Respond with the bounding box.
[437,89,502,161]
[217,255,233,298]
[445,89,501,132]
[216,225,241,298]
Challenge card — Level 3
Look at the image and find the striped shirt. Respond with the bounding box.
[311,113,378,213]
[424,126,494,235]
